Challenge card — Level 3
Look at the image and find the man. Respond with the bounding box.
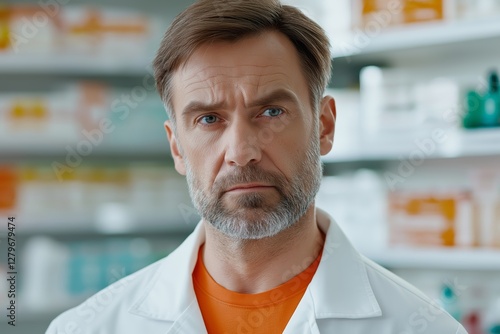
[47,0,467,333]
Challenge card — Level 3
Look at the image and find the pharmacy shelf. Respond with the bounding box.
[323,127,500,163]
[332,17,500,62]
[3,19,499,76]
[0,140,171,161]
[3,127,500,163]
[361,247,500,271]
[3,128,500,164]
[11,215,198,237]
[0,54,151,77]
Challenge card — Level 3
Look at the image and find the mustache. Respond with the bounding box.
[213,165,288,196]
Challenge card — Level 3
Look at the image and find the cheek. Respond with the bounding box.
[184,137,221,184]
[266,128,305,175]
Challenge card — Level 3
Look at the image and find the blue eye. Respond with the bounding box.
[261,108,283,117]
[199,115,218,124]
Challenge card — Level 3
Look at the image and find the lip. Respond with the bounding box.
[225,183,274,193]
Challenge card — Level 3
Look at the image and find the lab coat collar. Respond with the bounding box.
[129,208,381,325]
[128,221,205,322]
[310,208,381,319]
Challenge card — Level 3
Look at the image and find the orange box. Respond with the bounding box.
[0,7,9,50]
[388,190,475,247]
[0,166,17,211]
[354,0,444,29]
[0,5,62,54]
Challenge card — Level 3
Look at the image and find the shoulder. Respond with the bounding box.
[360,255,467,333]
[45,257,165,334]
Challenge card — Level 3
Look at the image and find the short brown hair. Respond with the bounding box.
[153,0,331,122]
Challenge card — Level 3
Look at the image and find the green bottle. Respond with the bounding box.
[464,90,482,128]
[481,70,500,127]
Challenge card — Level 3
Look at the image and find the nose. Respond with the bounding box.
[224,117,262,167]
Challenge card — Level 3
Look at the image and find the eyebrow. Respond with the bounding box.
[248,89,300,109]
[181,89,300,117]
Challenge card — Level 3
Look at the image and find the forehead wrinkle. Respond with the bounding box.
[255,76,291,89]
[178,59,296,110]
[181,63,278,82]
[183,71,288,90]
[181,63,288,88]
[184,70,290,91]
[182,73,291,103]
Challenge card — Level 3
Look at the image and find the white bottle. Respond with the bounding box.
[20,237,70,312]
[483,298,500,334]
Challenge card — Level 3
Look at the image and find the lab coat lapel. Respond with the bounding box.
[310,209,382,318]
[165,299,207,334]
[285,209,382,333]
[283,289,320,334]
[129,222,208,332]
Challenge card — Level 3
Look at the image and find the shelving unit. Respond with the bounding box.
[0,140,171,161]
[323,14,500,308]
[360,247,500,271]
[324,127,500,163]
[2,1,500,332]
[0,54,150,77]
[14,216,197,237]
[332,16,500,63]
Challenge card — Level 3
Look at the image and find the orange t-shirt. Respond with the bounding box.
[192,247,322,334]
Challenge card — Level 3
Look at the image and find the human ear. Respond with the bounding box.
[318,96,336,155]
[164,120,186,175]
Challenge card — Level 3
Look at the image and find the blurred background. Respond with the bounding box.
[0,0,499,333]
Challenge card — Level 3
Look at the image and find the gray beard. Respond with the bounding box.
[184,127,323,240]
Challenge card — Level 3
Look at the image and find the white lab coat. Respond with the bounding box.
[47,208,467,334]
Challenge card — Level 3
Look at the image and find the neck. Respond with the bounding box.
[201,205,324,294]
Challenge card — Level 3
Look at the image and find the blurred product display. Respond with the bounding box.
[317,171,500,250]
[387,172,500,249]
[0,164,195,233]
[18,236,182,313]
[388,190,474,247]
[483,298,500,334]
[464,70,500,129]
[0,0,500,333]
[0,5,158,62]
[0,81,167,151]
[353,0,446,27]
[0,165,16,212]
[351,0,500,28]
[359,66,460,134]
[441,283,462,321]
[395,270,500,334]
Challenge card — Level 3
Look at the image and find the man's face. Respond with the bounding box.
[166,30,334,239]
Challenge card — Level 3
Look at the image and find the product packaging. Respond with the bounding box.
[483,298,500,334]
[360,66,459,138]
[61,6,150,62]
[470,170,500,248]
[20,237,71,311]
[463,70,500,129]
[387,189,476,247]
[0,166,17,213]
[454,0,500,20]
[0,5,61,56]
[0,88,80,148]
[0,7,9,51]
[352,0,446,29]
